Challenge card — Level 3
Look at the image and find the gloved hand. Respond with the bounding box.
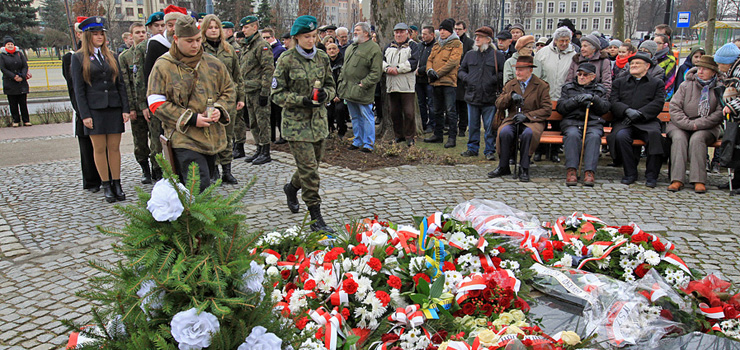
[513,113,528,124]
[576,93,593,106]
[511,92,524,106]
[316,88,327,103]
[259,95,269,106]
[622,108,642,126]
[302,96,319,108]
[427,69,439,83]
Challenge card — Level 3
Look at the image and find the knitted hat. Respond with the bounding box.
[474,26,494,39]
[439,18,455,33]
[581,34,601,50]
[510,23,525,34]
[174,15,200,38]
[695,55,718,73]
[290,15,318,36]
[714,43,740,64]
[638,40,658,57]
[552,26,572,40]
[515,35,535,50]
[163,5,188,23]
[686,46,705,64]
[609,39,622,48]
[3,36,13,45]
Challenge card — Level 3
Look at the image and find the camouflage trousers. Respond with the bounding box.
[247,93,271,146]
[130,110,149,164]
[289,139,325,207]
[234,108,247,144]
[148,115,163,171]
[216,116,235,165]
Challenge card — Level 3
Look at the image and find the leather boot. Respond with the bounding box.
[111,179,126,201]
[102,181,116,203]
[444,137,456,148]
[244,145,262,163]
[565,168,577,186]
[233,142,246,159]
[221,164,238,184]
[283,183,300,213]
[308,204,335,234]
[583,171,595,187]
[519,168,530,182]
[151,167,163,181]
[139,161,152,184]
[252,144,272,165]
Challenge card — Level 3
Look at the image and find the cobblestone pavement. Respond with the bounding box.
[1,134,739,349]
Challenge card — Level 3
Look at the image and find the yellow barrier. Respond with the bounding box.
[24,62,67,91]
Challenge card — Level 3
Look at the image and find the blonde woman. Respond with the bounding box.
[71,16,130,203]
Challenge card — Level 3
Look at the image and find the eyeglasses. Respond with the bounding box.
[576,72,594,77]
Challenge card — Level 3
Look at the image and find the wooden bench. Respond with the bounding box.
[538,101,723,148]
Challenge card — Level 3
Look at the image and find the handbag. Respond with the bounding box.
[719,120,740,169]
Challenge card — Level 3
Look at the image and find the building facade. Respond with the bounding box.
[504,0,614,38]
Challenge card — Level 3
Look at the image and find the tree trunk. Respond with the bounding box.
[706,0,717,54]
[614,0,624,40]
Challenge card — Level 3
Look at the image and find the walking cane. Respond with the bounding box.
[512,103,523,179]
[577,101,593,180]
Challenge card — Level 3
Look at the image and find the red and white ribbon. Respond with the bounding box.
[309,307,344,350]
[388,304,425,328]
[455,274,487,304]
[662,252,693,276]
[699,303,726,319]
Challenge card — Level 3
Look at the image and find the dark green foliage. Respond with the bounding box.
[0,0,41,48]
[256,0,273,28]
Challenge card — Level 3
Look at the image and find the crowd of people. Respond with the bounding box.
[59,7,738,232]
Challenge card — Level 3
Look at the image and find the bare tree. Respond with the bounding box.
[433,0,470,27]
[71,0,105,17]
[468,0,500,34]
[624,0,643,38]
[511,0,533,25]
[405,0,433,27]
[298,0,325,24]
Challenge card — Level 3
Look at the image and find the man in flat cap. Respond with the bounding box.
[383,22,419,146]
[147,15,235,192]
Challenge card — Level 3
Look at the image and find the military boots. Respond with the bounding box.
[139,161,152,184]
[252,144,272,165]
[244,145,262,163]
[283,183,300,213]
[308,204,335,234]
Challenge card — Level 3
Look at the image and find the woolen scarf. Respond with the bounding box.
[698,75,717,118]
[169,42,202,69]
[5,47,16,54]
[615,52,634,69]
[296,44,317,60]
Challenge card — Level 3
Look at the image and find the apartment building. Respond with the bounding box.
[504,0,614,38]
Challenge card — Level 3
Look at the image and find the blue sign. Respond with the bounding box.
[677,12,691,28]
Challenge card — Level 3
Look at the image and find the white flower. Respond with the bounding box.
[237,326,282,350]
[355,276,373,299]
[264,255,278,265]
[409,257,428,274]
[270,289,283,303]
[137,280,165,313]
[240,261,265,297]
[556,255,573,268]
[170,308,220,350]
[147,180,186,222]
[266,266,279,277]
[623,273,636,283]
[591,245,605,258]
[288,290,311,314]
[643,250,661,266]
[596,256,611,269]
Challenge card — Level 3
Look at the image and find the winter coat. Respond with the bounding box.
[458,46,505,106]
[667,68,723,139]
[204,39,244,120]
[383,39,419,93]
[503,52,543,84]
[556,79,611,131]
[534,42,578,100]
[426,34,463,87]
[495,74,552,155]
[608,72,667,156]
[239,34,275,97]
[456,33,475,100]
[416,38,435,82]
[675,60,694,92]
[338,39,383,104]
[617,62,665,83]
[565,50,612,96]
[0,47,29,95]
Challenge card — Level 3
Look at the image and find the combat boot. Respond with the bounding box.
[152,167,163,181]
[139,161,152,184]
[211,166,220,184]
[233,142,246,159]
[244,145,262,163]
[102,181,116,203]
[252,144,272,165]
[308,204,335,234]
[221,164,238,184]
[111,179,126,201]
[283,183,300,213]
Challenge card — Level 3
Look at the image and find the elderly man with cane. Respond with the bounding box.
[557,62,611,186]
[489,56,552,181]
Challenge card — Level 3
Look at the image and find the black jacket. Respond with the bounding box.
[557,80,611,130]
[416,38,435,82]
[0,48,29,95]
[458,46,504,106]
[330,52,344,86]
[608,73,667,155]
[144,37,170,84]
[456,33,475,100]
[71,51,130,120]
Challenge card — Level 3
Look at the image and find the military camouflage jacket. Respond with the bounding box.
[148,52,235,155]
[239,34,274,96]
[132,40,148,112]
[226,36,241,57]
[118,46,140,112]
[271,47,335,143]
[203,40,244,115]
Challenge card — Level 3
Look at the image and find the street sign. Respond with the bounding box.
[677,12,691,28]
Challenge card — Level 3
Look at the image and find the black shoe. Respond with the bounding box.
[719,182,731,190]
[487,166,511,178]
[274,137,287,145]
[151,167,163,181]
[645,179,657,188]
[549,154,561,163]
[519,168,530,182]
[485,153,497,161]
[348,144,360,150]
[85,185,101,193]
[283,183,300,213]
[233,142,246,159]
[252,144,272,165]
[424,135,443,143]
[444,138,456,148]
[221,164,238,184]
[102,181,116,203]
[308,204,336,234]
[211,167,220,184]
[244,145,262,163]
[360,147,372,153]
[533,154,542,162]
[460,150,478,157]
[111,179,125,201]
[607,161,622,167]
[407,139,415,147]
[393,137,406,144]
[424,127,434,134]
[621,176,637,185]
[458,129,466,137]
[139,161,152,184]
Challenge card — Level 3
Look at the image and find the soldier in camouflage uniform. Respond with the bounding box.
[238,15,275,165]
[201,14,244,184]
[223,20,247,159]
[119,22,152,184]
[139,11,166,180]
[147,16,236,192]
[272,15,336,233]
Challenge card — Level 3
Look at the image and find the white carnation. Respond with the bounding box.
[170,308,219,350]
[147,180,186,222]
[237,326,282,350]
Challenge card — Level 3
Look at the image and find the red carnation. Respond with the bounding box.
[385,246,396,255]
[634,263,650,278]
[552,241,565,251]
[296,316,308,330]
[542,249,554,262]
[381,333,400,343]
[287,254,297,262]
[581,246,589,256]
[497,246,506,253]
[343,278,359,294]
[461,302,476,315]
[303,279,317,290]
[341,307,350,320]
[280,269,291,280]
[388,275,403,289]
[443,261,456,271]
[352,244,368,256]
[375,291,391,306]
[652,240,666,252]
[413,273,431,286]
[724,305,739,319]
[619,225,634,234]
[368,257,382,272]
[315,326,325,340]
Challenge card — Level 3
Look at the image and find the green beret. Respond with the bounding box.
[240,15,258,27]
[410,25,419,31]
[290,15,318,36]
[146,12,164,26]
[196,12,206,20]
[221,21,234,29]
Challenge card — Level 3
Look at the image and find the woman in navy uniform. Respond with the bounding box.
[71,16,130,203]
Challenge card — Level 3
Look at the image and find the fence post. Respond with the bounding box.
[45,66,50,91]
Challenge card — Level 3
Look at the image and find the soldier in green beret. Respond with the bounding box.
[238,15,275,165]
[272,15,336,233]
[196,12,206,25]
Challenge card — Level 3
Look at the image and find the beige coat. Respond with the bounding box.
[534,42,577,100]
[667,68,723,139]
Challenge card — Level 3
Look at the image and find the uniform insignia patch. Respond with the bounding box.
[271,77,278,89]
[263,46,269,50]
